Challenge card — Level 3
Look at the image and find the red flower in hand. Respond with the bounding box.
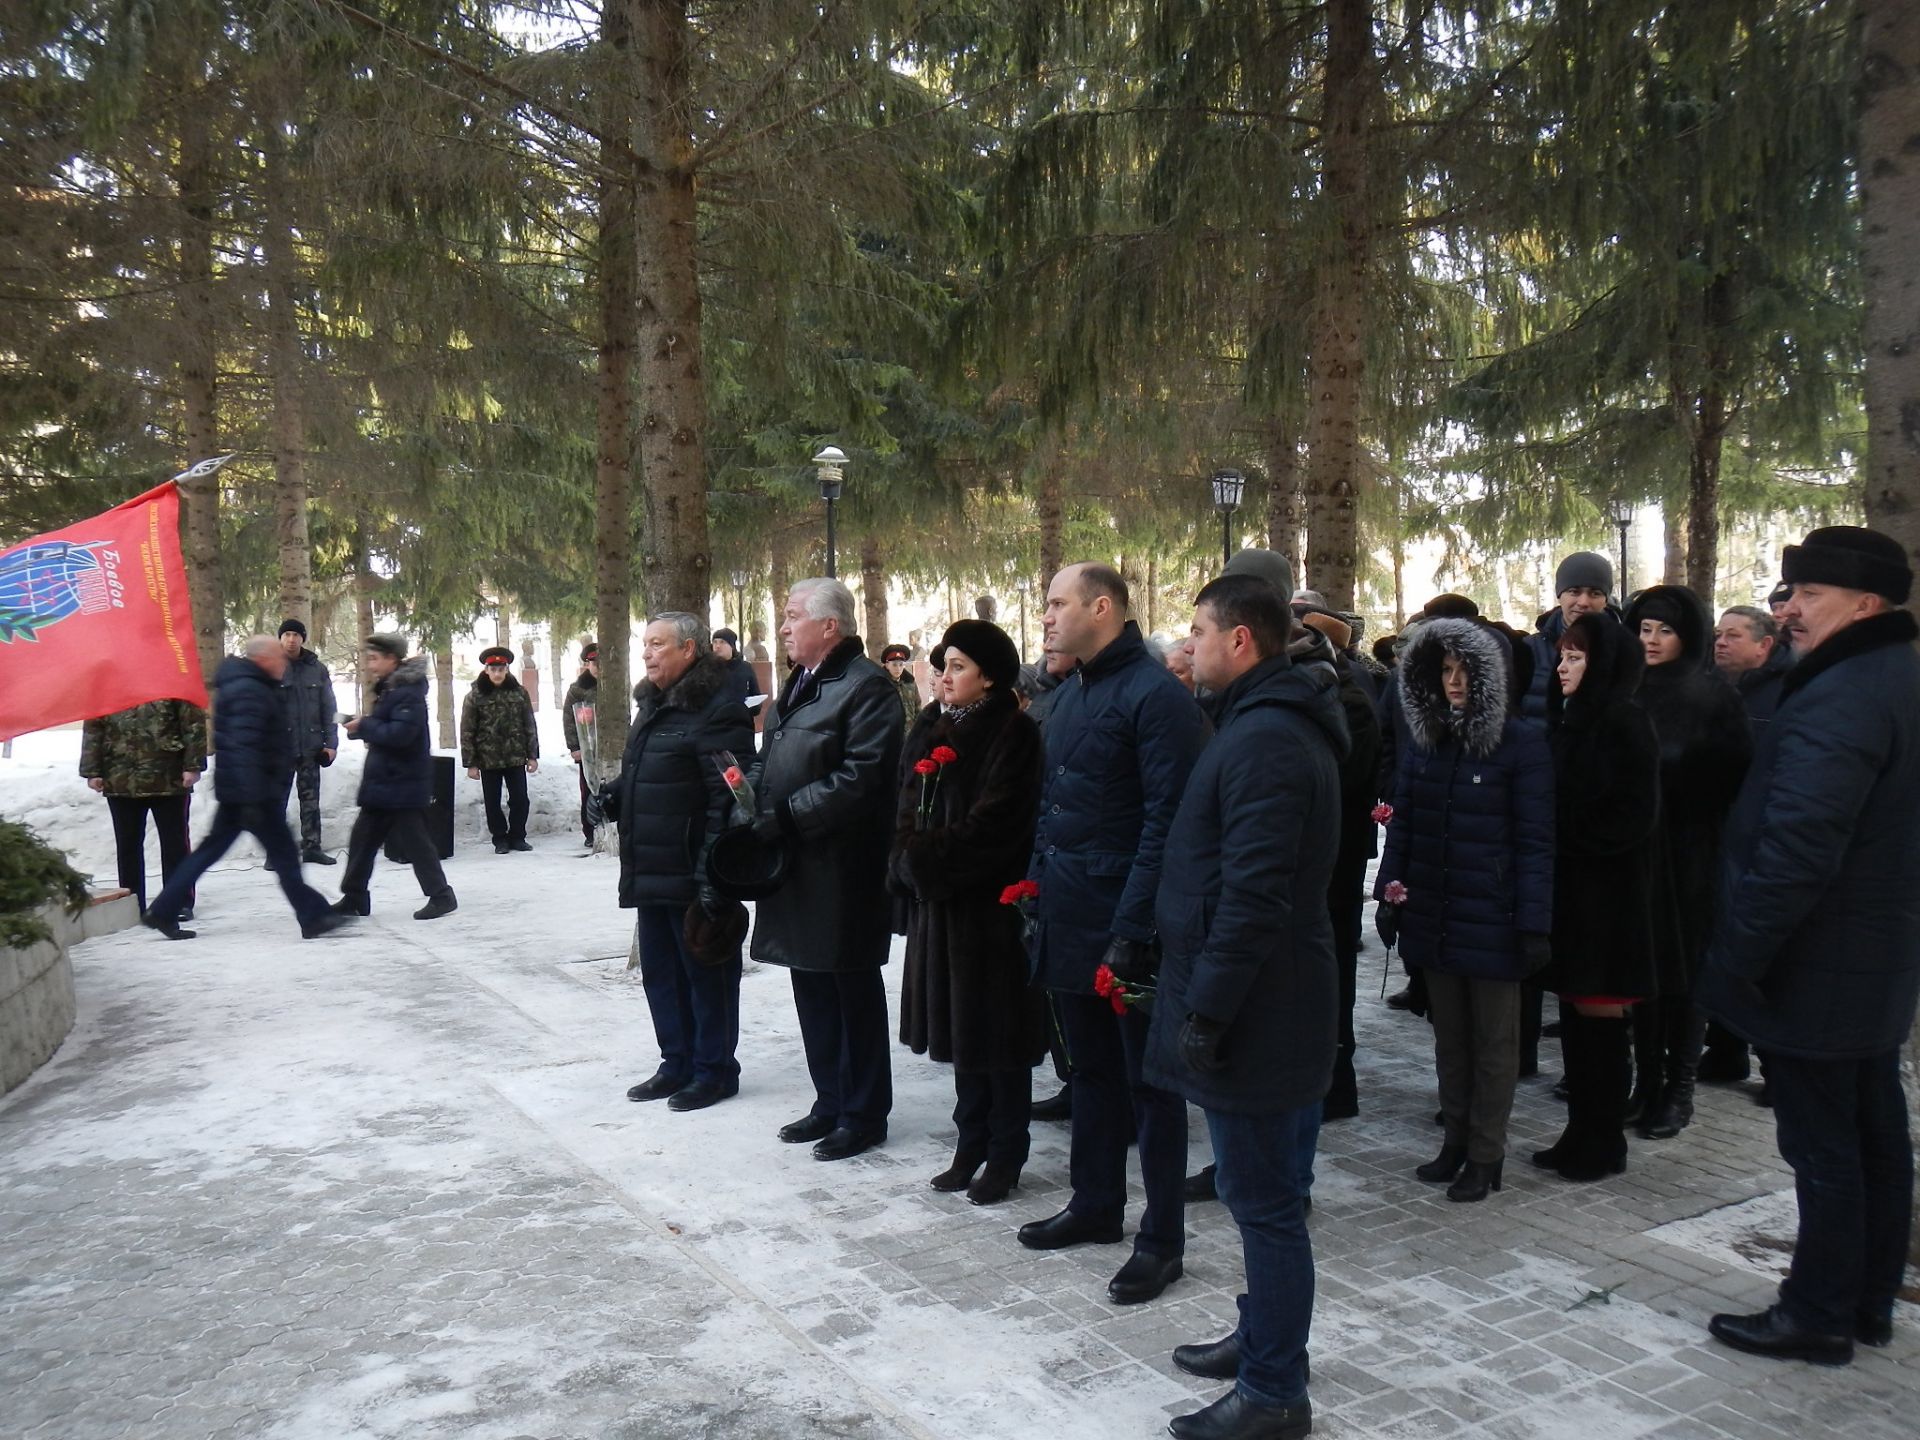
[724,766,744,787]
[1093,963,1118,998]
[1383,880,1409,905]
[913,758,938,776]
[1371,802,1394,826]
[930,745,958,766]
[999,880,1040,906]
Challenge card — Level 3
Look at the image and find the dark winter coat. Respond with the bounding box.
[1375,620,1555,981]
[209,657,297,806]
[748,636,905,972]
[890,690,1047,1070]
[1521,603,1623,725]
[1537,617,1660,1000]
[1624,586,1753,996]
[608,655,756,909]
[1027,623,1208,994]
[282,647,338,760]
[1697,609,1920,1060]
[717,654,761,716]
[1729,642,1793,727]
[1329,650,1384,877]
[459,672,539,770]
[80,699,208,797]
[1143,656,1348,1115]
[562,672,597,753]
[353,655,433,810]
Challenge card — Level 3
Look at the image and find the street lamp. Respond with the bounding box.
[813,445,847,578]
[1606,500,1633,605]
[729,568,749,635]
[1211,468,1246,569]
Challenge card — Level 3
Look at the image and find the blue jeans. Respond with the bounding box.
[147,801,330,930]
[1207,1104,1316,1409]
[636,905,742,1086]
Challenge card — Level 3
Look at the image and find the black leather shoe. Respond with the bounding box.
[493,841,511,855]
[1016,1208,1124,1251]
[414,891,457,920]
[778,1113,835,1144]
[1447,1158,1502,1203]
[1168,1389,1312,1440]
[667,1077,737,1111]
[1032,1086,1072,1121]
[1415,1143,1467,1183]
[332,893,370,916]
[967,1162,1021,1206]
[1108,1250,1183,1305]
[142,914,195,941]
[1708,1307,1853,1367]
[301,912,355,939]
[303,849,337,866]
[813,1126,885,1161]
[626,1071,684,1102]
[1184,1164,1219,1202]
[1172,1332,1240,1380]
[1385,987,1415,1011]
[508,839,533,852]
[1856,1312,1894,1348]
[929,1151,986,1192]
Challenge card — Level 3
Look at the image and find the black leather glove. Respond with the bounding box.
[589,785,614,826]
[1520,932,1551,973]
[1101,935,1156,987]
[1374,903,1400,948]
[1179,1014,1228,1074]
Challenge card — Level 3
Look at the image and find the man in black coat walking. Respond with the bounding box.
[608,615,756,1112]
[1018,563,1207,1308]
[748,579,905,1160]
[1145,575,1346,1440]
[143,637,349,941]
[1699,527,1920,1367]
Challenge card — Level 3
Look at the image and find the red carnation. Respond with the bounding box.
[1108,990,1128,1015]
[930,745,958,766]
[1093,963,1118,998]
[1383,880,1409,905]
[913,758,938,776]
[1371,802,1394,826]
[1000,879,1039,906]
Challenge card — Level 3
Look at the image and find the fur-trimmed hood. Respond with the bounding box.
[1399,618,1510,757]
[633,651,731,716]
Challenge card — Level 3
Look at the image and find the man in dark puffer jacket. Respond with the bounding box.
[143,637,347,941]
[606,615,756,1112]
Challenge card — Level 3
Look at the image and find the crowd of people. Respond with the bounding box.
[81,522,1920,1439]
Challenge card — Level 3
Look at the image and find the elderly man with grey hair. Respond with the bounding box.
[747,578,905,1160]
[604,612,757,1112]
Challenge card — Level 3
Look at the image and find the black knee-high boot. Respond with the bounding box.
[1643,1003,1703,1139]
[1531,1007,1587,1170]
[1557,1012,1630,1181]
[1625,997,1664,1127]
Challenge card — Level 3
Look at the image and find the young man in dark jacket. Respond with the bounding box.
[461,645,539,854]
[1144,574,1346,1440]
[337,633,457,920]
[1520,552,1616,725]
[1699,527,1920,1367]
[1019,563,1207,1309]
[608,615,756,1112]
[278,619,338,863]
[142,637,347,941]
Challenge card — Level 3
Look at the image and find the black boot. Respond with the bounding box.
[1625,998,1664,1129]
[1559,1013,1630,1181]
[1415,1143,1467,1183]
[414,890,457,921]
[929,1149,987,1192]
[1447,1158,1503,1202]
[1643,1006,1703,1140]
[1533,1010,1585,1170]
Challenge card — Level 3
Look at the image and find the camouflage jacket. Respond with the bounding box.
[461,673,538,769]
[562,672,597,752]
[79,699,209,796]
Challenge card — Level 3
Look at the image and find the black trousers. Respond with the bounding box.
[340,807,449,902]
[480,767,529,843]
[789,968,893,1132]
[954,1067,1032,1168]
[575,761,595,842]
[106,793,191,915]
[146,802,329,931]
[1325,851,1367,1115]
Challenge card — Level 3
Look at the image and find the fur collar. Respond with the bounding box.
[1780,609,1920,699]
[634,652,730,715]
[470,670,524,698]
[377,654,430,694]
[1400,618,1510,757]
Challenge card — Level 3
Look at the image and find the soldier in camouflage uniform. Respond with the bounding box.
[562,641,600,847]
[79,698,208,916]
[462,645,540,853]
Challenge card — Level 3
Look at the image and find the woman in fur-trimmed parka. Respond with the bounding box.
[1375,619,1555,1201]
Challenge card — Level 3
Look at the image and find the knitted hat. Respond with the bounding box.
[881,643,912,663]
[1781,525,1913,605]
[712,628,740,650]
[277,618,307,640]
[930,620,1020,690]
[479,645,513,666]
[365,632,408,661]
[1221,548,1295,600]
[1555,551,1614,597]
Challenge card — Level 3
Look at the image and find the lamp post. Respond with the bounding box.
[729,569,749,634]
[1606,500,1633,605]
[813,445,846,578]
[1211,468,1246,569]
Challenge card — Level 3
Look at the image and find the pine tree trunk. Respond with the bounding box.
[262,129,312,632]
[495,599,513,648]
[1038,463,1065,590]
[1683,279,1734,603]
[1263,419,1304,581]
[633,0,711,617]
[1662,505,1688,588]
[1146,556,1158,637]
[1856,0,1920,1269]
[1391,480,1406,629]
[1302,0,1372,612]
[173,110,224,682]
[549,628,569,713]
[352,520,377,715]
[434,650,456,751]
[593,0,638,751]
[860,534,889,657]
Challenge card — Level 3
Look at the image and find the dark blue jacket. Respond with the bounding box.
[1028,623,1207,993]
[1730,642,1793,727]
[1376,620,1555,980]
[1697,610,1920,1059]
[353,655,433,810]
[210,656,296,806]
[1521,603,1622,725]
[1143,655,1347,1115]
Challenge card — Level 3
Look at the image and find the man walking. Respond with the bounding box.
[142,638,348,941]
[461,645,539,854]
[749,579,904,1160]
[335,633,458,921]
[80,698,205,917]
[1699,526,1920,1366]
[278,619,338,863]
[1019,563,1206,1307]
[1147,574,1345,1440]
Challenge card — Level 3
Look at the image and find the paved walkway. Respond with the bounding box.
[2,850,1915,1439]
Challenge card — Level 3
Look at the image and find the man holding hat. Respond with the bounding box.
[881,643,920,727]
[1698,526,1920,1366]
[563,642,601,848]
[279,619,338,863]
[337,634,458,920]
[461,646,539,854]
[1520,552,1616,724]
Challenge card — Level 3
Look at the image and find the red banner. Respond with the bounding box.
[0,481,207,740]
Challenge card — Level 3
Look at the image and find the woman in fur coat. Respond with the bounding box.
[888,620,1047,1206]
[1375,620,1555,1201]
